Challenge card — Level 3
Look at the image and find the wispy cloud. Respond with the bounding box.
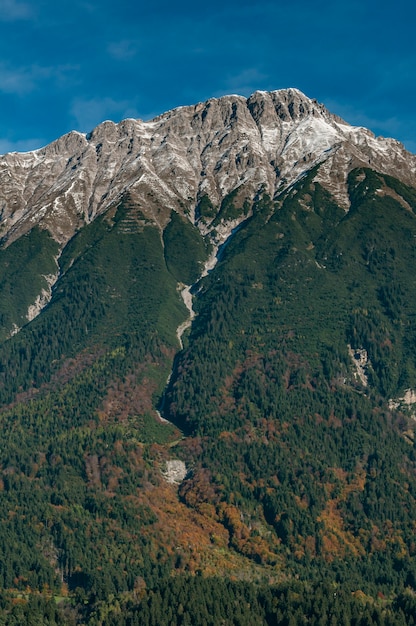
[323,97,416,153]
[0,63,78,95]
[404,140,416,155]
[216,68,270,98]
[0,136,45,154]
[107,40,137,60]
[70,96,140,132]
[324,99,399,135]
[0,0,32,21]
[0,64,47,95]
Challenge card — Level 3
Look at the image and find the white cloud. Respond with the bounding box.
[0,137,45,154]
[402,139,416,155]
[70,97,141,132]
[0,64,47,95]
[215,68,270,98]
[0,0,32,21]
[0,62,78,95]
[107,40,137,60]
[323,97,416,153]
[324,99,397,134]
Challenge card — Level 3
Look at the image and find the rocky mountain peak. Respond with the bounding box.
[247,88,330,124]
[0,89,415,246]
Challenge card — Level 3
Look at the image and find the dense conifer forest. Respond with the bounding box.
[0,168,416,623]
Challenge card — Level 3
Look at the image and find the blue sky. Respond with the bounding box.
[0,0,415,153]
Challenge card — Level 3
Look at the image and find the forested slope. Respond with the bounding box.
[0,168,416,623]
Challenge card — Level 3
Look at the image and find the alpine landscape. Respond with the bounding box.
[1,88,416,624]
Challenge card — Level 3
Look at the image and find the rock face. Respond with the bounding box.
[162,460,188,485]
[0,88,415,246]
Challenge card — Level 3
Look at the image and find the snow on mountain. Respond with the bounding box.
[0,88,415,245]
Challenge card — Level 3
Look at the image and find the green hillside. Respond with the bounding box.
[0,228,59,341]
[0,172,416,623]
[165,168,416,587]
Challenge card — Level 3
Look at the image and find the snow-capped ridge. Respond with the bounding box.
[0,88,415,246]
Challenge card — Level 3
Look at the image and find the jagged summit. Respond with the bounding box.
[0,88,415,246]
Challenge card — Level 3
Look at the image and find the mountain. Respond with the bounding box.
[1,88,415,244]
[1,89,416,624]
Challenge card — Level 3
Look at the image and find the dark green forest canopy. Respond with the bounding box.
[0,172,416,623]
